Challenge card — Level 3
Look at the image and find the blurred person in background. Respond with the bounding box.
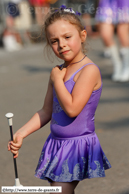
[96,0,129,82]
[13,0,32,45]
[3,0,23,51]
[69,0,99,38]
[81,0,99,38]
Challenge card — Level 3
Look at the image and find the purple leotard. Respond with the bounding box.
[35,64,111,182]
[96,0,129,24]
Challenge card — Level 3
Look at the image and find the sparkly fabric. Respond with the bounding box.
[35,64,111,182]
[96,0,129,24]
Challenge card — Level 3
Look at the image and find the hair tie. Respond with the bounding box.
[60,5,81,16]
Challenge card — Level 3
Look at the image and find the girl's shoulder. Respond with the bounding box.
[80,56,100,74]
[82,62,101,80]
[79,62,102,91]
[83,62,100,72]
[73,62,101,83]
[81,56,100,71]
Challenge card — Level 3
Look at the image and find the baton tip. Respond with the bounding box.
[5,113,14,119]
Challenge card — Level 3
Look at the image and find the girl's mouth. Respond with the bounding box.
[61,50,70,55]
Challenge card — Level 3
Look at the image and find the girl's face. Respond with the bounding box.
[47,19,86,64]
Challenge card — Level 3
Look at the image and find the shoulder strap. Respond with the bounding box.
[70,63,94,80]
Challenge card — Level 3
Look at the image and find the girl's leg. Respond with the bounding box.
[99,23,115,47]
[117,23,129,81]
[117,23,129,47]
[99,23,122,81]
[50,181,79,194]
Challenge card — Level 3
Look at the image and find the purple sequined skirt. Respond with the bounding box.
[35,132,111,182]
[96,0,129,24]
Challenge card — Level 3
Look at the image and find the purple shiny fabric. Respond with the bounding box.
[96,0,129,24]
[35,64,111,182]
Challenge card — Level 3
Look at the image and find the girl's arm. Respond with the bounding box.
[51,64,101,117]
[8,79,53,158]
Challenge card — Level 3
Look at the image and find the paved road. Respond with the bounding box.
[0,37,129,194]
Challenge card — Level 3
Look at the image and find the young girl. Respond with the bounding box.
[8,6,111,194]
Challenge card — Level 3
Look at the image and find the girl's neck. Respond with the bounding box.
[63,54,87,69]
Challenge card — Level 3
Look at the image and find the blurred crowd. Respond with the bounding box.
[0,0,129,81]
[0,0,99,52]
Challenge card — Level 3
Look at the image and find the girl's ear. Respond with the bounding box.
[81,30,87,43]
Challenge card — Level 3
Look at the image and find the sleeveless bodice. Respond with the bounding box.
[50,64,102,139]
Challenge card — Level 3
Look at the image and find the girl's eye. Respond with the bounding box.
[51,40,57,44]
[66,36,71,39]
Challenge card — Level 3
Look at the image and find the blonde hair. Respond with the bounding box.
[39,8,87,61]
[42,8,87,54]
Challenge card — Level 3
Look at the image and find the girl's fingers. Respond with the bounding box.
[8,141,11,150]
[10,144,19,151]
[8,141,19,158]
[11,141,21,148]
[7,134,23,158]
[14,152,18,158]
[11,149,19,155]
[8,140,21,152]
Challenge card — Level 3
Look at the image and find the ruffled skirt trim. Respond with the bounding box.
[35,132,111,182]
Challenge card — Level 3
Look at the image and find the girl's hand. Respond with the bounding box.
[8,133,23,158]
[50,66,66,84]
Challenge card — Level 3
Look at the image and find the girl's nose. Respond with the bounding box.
[59,39,66,48]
